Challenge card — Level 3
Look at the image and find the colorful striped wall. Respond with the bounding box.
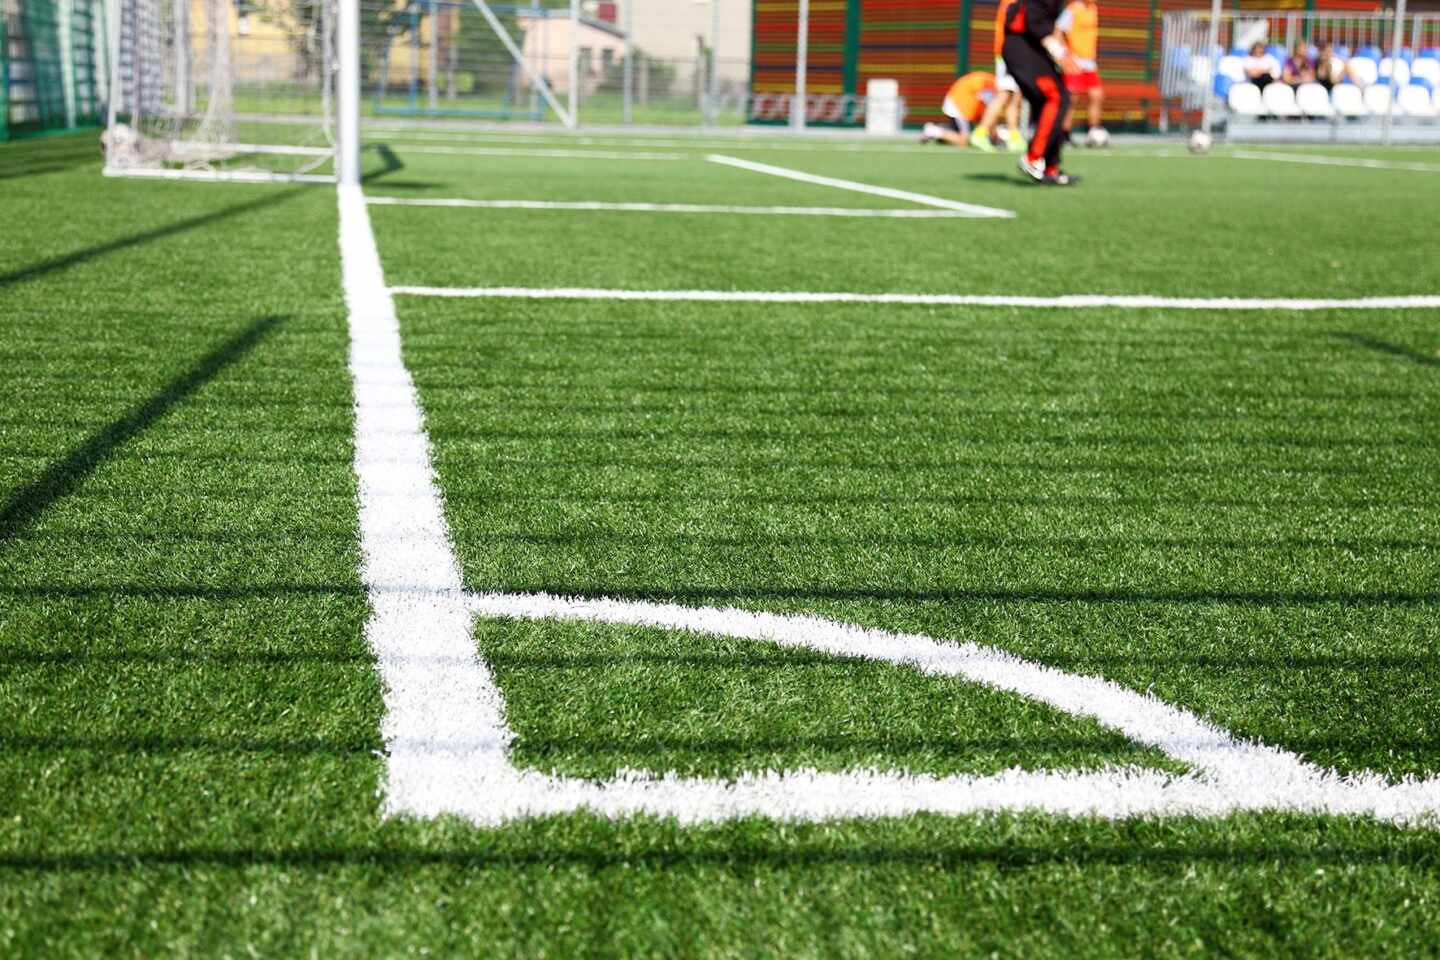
[749,0,1409,129]
[857,1,963,124]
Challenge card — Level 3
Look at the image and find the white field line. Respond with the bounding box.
[389,143,688,161]
[339,182,1440,828]
[370,129,939,154]
[708,153,1015,218]
[1229,150,1440,173]
[366,196,973,219]
[338,183,514,813]
[104,167,336,184]
[457,591,1440,827]
[373,129,1197,158]
[388,285,1440,311]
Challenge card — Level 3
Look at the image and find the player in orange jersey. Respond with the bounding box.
[919,72,998,147]
[1058,0,1105,140]
[972,0,1027,151]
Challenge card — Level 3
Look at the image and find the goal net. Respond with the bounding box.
[104,0,337,182]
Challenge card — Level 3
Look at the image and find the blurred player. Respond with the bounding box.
[971,0,1026,152]
[1002,0,1082,185]
[920,72,997,148]
[1058,0,1105,141]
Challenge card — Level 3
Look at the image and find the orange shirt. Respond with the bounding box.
[945,72,998,123]
[993,0,1015,56]
[1062,0,1099,62]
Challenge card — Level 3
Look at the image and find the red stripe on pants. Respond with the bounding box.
[1029,75,1061,166]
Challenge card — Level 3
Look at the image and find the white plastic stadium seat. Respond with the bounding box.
[1189,58,1213,88]
[1227,82,1265,116]
[1379,58,1411,87]
[1398,84,1438,117]
[1413,58,1440,88]
[1218,55,1246,83]
[1364,83,1393,114]
[1348,56,1378,87]
[1263,82,1302,117]
[1295,82,1334,117]
[1331,83,1367,117]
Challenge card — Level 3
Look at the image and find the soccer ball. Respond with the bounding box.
[1188,130,1213,155]
[1084,126,1110,148]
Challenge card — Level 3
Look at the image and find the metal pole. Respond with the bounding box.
[1200,0,1222,135]
[428,0,438,112]
[172,0,189,113]
[338,0,360,185]
[568,0,578,128]
[467,0,572,126]
[708,0,720,126]
[622,0,632,124]
[1383,0,1406,146]
[106,0,122,140]
[791,0,807,130]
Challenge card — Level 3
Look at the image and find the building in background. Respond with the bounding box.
[623,0,752,91]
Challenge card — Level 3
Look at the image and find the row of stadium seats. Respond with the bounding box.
[1209,53,1440,91]
[1224,79,1440,118]
[1186,47,1434,95]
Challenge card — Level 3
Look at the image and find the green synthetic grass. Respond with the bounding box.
[405,297,1440,781]
[368,142,1440,297]
[3,131,1440,955]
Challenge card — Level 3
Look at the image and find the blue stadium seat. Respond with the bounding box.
[1213,75,1233,98]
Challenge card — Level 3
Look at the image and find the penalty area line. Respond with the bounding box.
[386,144,689,161]
[366,196,976,218]
[707,153,1015,219]
[340,183,1440,828]
[387,285,1440,311]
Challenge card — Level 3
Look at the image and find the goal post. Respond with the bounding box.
[104,0,340,182]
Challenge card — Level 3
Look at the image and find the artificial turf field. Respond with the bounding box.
[2,128,1440,955]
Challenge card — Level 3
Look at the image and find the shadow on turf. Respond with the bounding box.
[503,583,1439,608]
[0,315,284,546]
[0,581,1435,606]
[2,839,1437,872]
[478,530,1439,553]
[960,172,1026,185]
[0,135,100,181]
[362,143,404,184]
[0,187,307,290]
[1335,333,1440,369]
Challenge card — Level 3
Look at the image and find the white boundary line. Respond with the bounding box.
[387,285,1440,311]
[339,184,1440,828]
[366,196,975,219]
[389,144,688,161]
[1229,150,1440,173]
[105,167,336,184]
[707,153,1015,219]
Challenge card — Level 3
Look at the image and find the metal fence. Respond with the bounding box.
[358,0,750,128]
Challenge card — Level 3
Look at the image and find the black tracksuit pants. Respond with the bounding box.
[1002,32,1071,171]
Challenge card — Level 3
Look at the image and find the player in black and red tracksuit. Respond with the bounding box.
[1003,0,1082,185]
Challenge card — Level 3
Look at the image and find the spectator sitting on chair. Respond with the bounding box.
[1244,42,1281,89]
[1282,43,1316,87]
[1314,41,1345,90]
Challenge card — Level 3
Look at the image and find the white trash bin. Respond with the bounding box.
[865,78,903,135]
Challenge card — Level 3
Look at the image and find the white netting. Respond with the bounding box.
[105,0,337,180]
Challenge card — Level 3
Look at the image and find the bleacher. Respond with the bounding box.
[1209,46,1440,120]
[1160,9,1440,140]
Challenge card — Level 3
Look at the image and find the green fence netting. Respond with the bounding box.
[2,0,106,140]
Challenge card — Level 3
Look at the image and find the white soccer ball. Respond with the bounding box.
[1084,126,1110,148]
[1188,130,1213,155]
